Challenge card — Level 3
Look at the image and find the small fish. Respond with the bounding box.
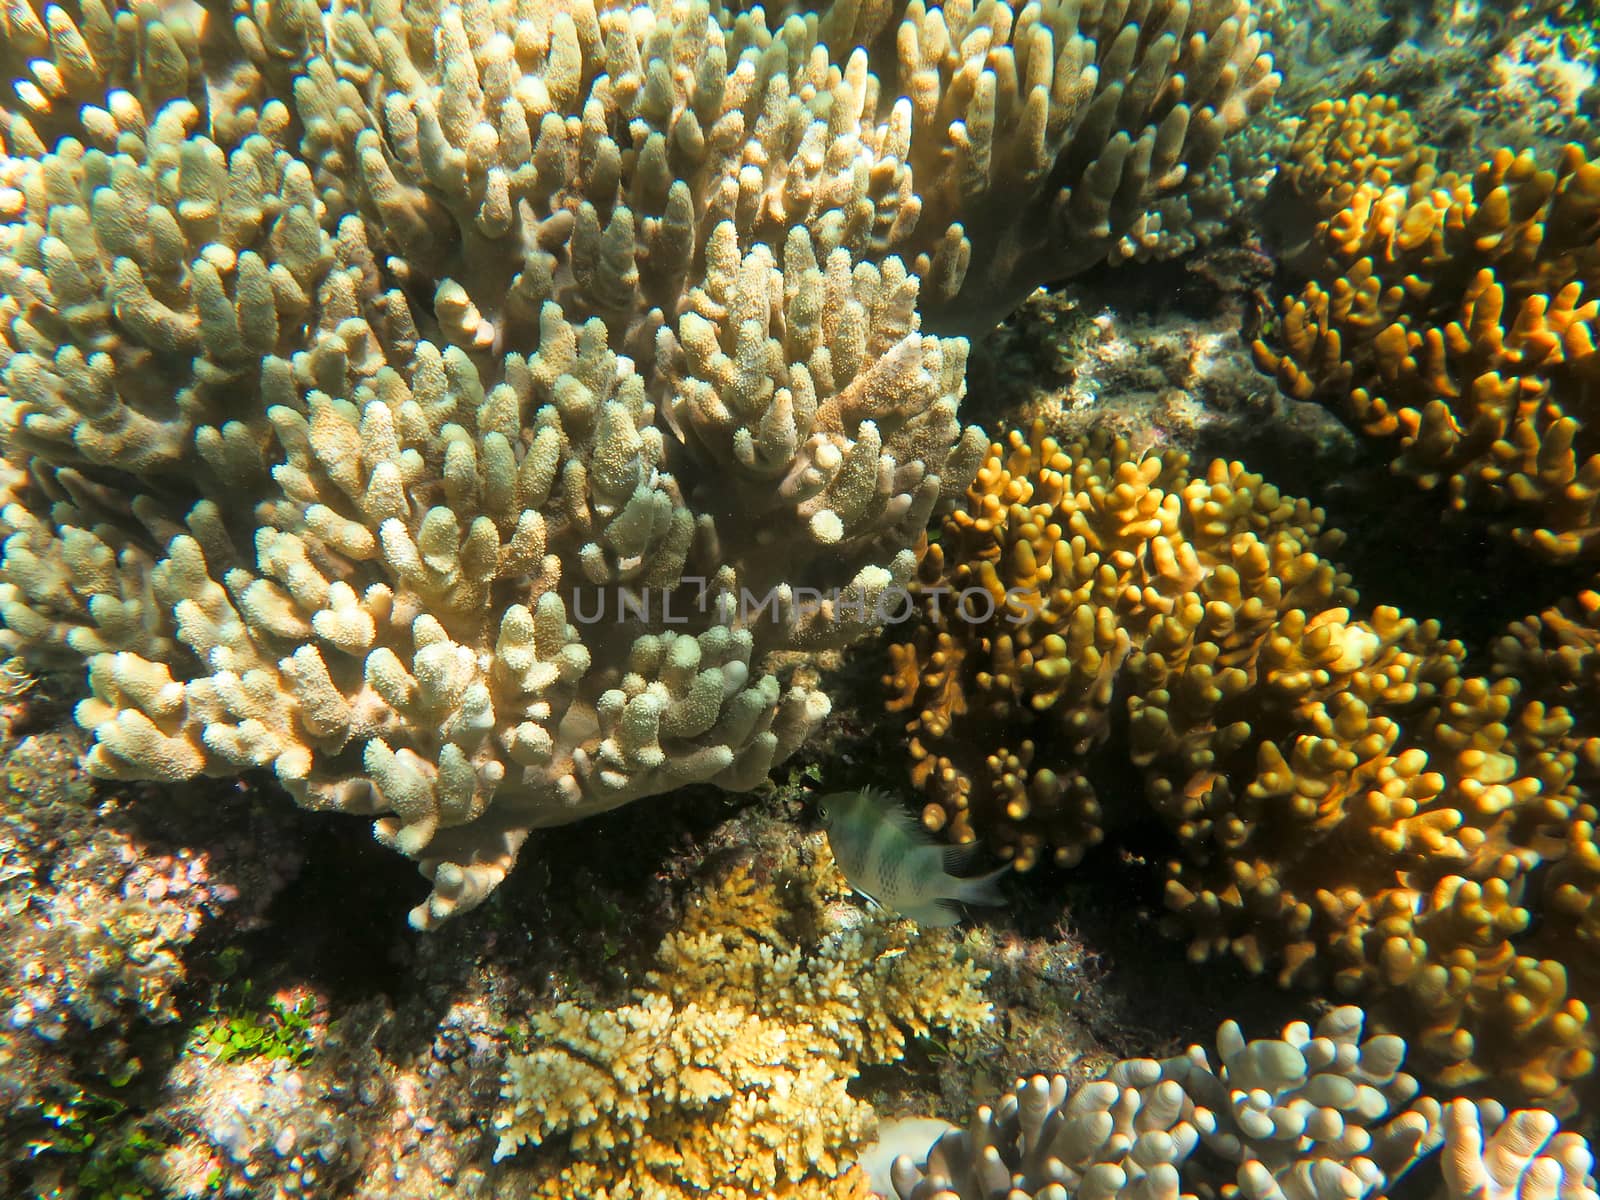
[817,787,1009,927]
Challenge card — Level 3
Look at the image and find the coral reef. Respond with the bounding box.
[0,0,1281,926]
[493,840,992,1198]
[1253,122,1600,562]
[886,423,1599,1107]
[5,0,1599,1193]
[884,1006,1600,1200]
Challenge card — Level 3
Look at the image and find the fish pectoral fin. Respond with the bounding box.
[940,841,982,873]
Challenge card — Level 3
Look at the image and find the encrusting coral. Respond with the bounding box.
[492,840,992,1198]
[887,421,1599,1107]
[1252,106,1600,562]
[885,1006,1600,1200]
[0,0,1280,926]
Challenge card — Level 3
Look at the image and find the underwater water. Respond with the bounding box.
[0,0,1598,1195]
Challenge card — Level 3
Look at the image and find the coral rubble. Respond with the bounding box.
[887,422,1599,1106]
[493,842,992,1197]
[0,725,301,1190]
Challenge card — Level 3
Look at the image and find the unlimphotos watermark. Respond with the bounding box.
[565,581,1044,627]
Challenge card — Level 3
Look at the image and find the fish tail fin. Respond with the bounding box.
[952,862,1011,908]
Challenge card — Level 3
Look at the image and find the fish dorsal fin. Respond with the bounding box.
[860,785,935,843]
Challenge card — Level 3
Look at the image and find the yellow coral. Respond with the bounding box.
[1494,580,1600,716]
[493,845,991,1197]
[499,997,872,1199]
[1255,135,1600,561]
[888,421,1365,871]
[1280,94,1437,215]
[887,422,1598,1107]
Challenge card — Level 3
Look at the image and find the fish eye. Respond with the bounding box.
[817,802,830,821]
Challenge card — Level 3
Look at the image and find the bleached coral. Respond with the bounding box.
[493,844,992,1198]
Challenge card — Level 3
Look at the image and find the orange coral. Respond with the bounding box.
[1494,578,1600,1032]
[1255,136,1600,561]
[888,423,1598,1107]
[1495,581,1600,712]
[1280,94,1436,215]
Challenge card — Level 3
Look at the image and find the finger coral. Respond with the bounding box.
[1253,118,1600,562]
[1494,578,1600,718]
[887,422,1598,1106]
[884,1006,1600,1200]
[0,0,1280,926]
[1276,94,1434,217]
[493,842,993,1197]
[861,0,1284,330]
[1495,578,1600,1005]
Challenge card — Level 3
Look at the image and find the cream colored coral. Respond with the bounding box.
[891,1007,1443,1200]
[885,1010,1600,1200]
[494,845,991,1198]
[0,0,997,926]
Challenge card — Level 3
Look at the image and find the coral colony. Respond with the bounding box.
[888,422,1598,1106]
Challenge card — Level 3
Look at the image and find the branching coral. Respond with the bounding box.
[1494,578,1600,719]
[856,0,1283,329]
[1275,94,1434,218]
[885,1007,1600,1200]
[1494,576,1600,1011]
[886,419,1434,872]
[887,422,1598,1106]
[1253,117,1600,562]
[0,0,1279,925]
[493,843,992,1198]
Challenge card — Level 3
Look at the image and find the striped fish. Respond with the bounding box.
[818,787,1008,927]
